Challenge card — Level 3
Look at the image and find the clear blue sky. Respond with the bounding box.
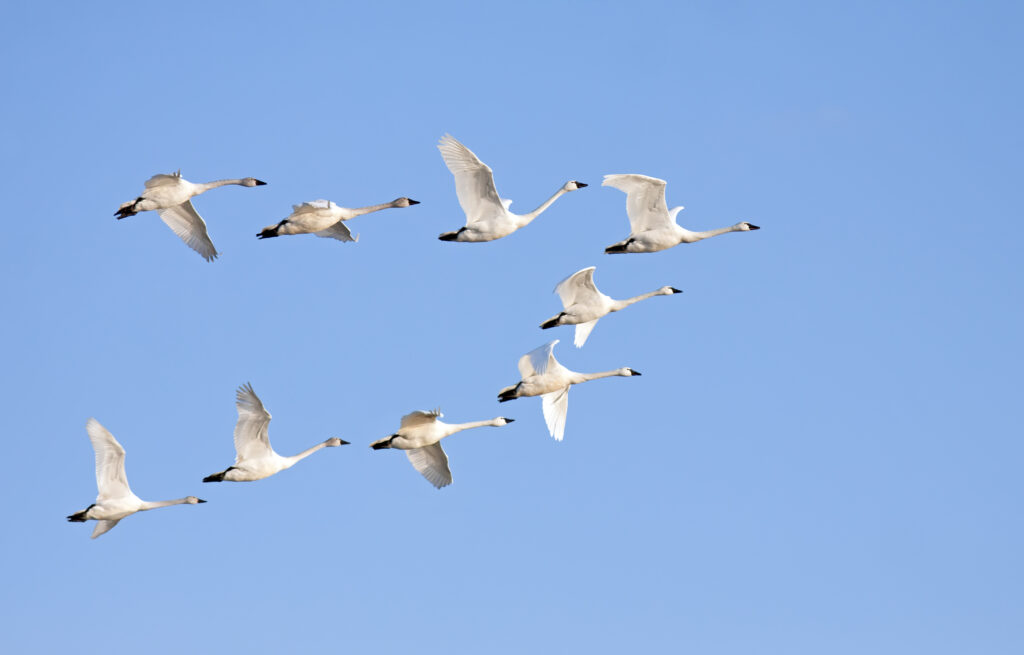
[1,1,1021,653]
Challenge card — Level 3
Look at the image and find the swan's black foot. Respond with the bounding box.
[203,470,227,483]
[66,504,94,522]
[604,241,630,254]
[540,314,564,329]
[438,227,466,241]
[114,202,140,219]
[498,385,521,402]
[371,436,396,450]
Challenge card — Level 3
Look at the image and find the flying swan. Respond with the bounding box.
[540,266,682,347]
[203,383,348,483]
[497,340,640,441]
[67,418,206,539]
[602,174,758,254]
[370,409,513,489]
[115,170,267,261]
[257,197,419,242]
[436,134,586,242]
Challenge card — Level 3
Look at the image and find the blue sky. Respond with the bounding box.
[1,1,1021,652]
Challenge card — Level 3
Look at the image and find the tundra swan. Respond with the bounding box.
[257,197,419,241]
[602,174,758,254]
[203,383,348,483]
[67,418,206,539]
[540,266,682,347]
[115,170,266,261]
[497,341,640,441]
[370,409,513,489]
[436,134,586,242]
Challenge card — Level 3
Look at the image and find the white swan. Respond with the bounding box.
[370,409,513,489]
[115,170,267,261]
[67,418,206,539]
[203,383,348,482]
[540,266,682,347]
[436,134,586,242]
[257,197,420,241]
[497,340,640,441]
[602,174,759,254]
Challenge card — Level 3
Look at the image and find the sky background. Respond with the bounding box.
[1,1,1021,652]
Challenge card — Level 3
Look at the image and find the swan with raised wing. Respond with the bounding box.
[257,197,419,242]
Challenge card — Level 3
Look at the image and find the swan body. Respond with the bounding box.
[601,174,759,254]
[115,170,267,261]
[257,197,419,241]
[497,340,640,441]
[370,409,513,488]
[203,383,348,483]
[67,419,206,539]
[540,266,682,347]
[437,134,586,242]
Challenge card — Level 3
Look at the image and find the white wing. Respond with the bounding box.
[573,320,599,348]
[314,221,358,242]
[91,519,122,539]
[143,170,182,189]
[602,174,672,233]
[400,408,442,429]
[233,383,274,462]
[405,443,453,489]
[518,340,559,378]
[291,199,331,214]
[437,134,504,224]
[86,418,132,500]
[554,266,600,308]
[541,387,570,441]
[156,200,219,261]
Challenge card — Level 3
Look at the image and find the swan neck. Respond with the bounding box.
[285,441,328,466]
[517,187,567,225]
[195,179,246,193]
[345,202,400,218]
[610,290,662,312]
[445,419,496,435]
[139,498,190,511]
[572,369,623,384]
[683,225,736,242]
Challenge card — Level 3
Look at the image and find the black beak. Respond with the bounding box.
[576,182,588,188]
[408,199,420,205]
[254,180,267,186]
[628,369,642,376]
[669,287,683,294]
[748,224,760,230]
[338,439,350,445]
[503,418,515,423]
[197,499,208,503]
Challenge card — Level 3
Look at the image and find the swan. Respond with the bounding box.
[497,340,640,441]
[370,409,513,488]
[540,266,682,347]
[601,174,759,254]
[67,418,206,539]
[257,197,420,241]
[436,134,586,242]
[202,383,348,482]
[115,170,267,261]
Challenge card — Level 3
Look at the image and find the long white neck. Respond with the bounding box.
[138,498,192,511]
[570,369,629,385]
[283,440,331,467]
[194,179,249,194]
[678,224,740,243]
[610,289,665,312]
[442,419,502,437]
[343,201,402,219]
[515,187,569,226]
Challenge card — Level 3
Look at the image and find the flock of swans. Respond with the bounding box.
[71,134,760,538]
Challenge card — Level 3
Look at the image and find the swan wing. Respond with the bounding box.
[86,418,133,500]
[602,174,672,233]
[314,221,357,243]
[438,134,504,224]
[91,519,122,539]
[143,170,182,189]
[233,383,274,462]
[518,340,559,378]
[554,266,600,308]
[573,320,599,348]
[400,408,442,429]
[541,387,570,441]
[156,200,219,262]
[291,199,331,214]
[405,443,453,489]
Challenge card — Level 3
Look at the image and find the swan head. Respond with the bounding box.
[241,177,267,187]
[564,180,587,192]
[621,368,642,377]
[325,437,350,447]
[393,197,420,207]
[185,496,207,504]
[660,286,683,295]
[494,417,515,426]
[737,222,759,231]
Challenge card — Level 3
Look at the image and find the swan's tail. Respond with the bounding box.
[115,199,141,219]
[66,504,94,522]
[497,384,521,402]
[540,313,564,329]
[370,435,396,450]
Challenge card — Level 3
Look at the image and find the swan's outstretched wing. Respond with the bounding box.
[573,320,599,348]
[291,199,331,214]
[518,340,559,378]
[400,409,442,429]
[541,387,570,441]
[314,221,357,242]
[554,267,600,308]
[156,200,219,262]
[233,383,274,462]
[91,519,121,539]
[438,134,504,224]
[405,443,452,489]
[144,170,182,189]
[602,174,672,233]
[86,419,132,501]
